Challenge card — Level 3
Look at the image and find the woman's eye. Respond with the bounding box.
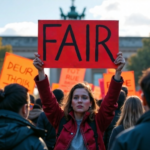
[74,97,78,99]
[82,96,87,99]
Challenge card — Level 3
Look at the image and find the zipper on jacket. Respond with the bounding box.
[80,127,90,150]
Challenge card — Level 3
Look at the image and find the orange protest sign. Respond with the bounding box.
[0,52,38,94]
[93,86,102,100]
[103,71,136,96]
[52,83,59,91]
[135,90,142,100]
[59,68,86,94]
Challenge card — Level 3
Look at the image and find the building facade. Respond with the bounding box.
[1,36,146,86]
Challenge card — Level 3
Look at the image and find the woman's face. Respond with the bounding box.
[71,88,92,114]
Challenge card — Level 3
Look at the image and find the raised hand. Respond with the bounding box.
[114,52,126,80]
[33,53,45,81]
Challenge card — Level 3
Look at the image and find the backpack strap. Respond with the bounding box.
[56,116,68,138]
[88,119,99,150]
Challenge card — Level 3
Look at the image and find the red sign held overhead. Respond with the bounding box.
[99,79,105,98]
[38,20,119,68]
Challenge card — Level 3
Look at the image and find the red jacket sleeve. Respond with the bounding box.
[34,75,64,130]
[95,76,123,133]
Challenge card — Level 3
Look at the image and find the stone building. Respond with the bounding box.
[1,36,147,86]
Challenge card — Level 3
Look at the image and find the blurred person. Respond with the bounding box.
[111,68,150,150]
[28,104,43,125]
[33,52,125,150]
[0,84,48,150]
[109,96,144,150]
[103,90,126,150]
[30,95,35,110]
[53,89,64,105]
[141,93,149,112]
[121,85,128,97]
[36,98,42,108]
[37,89,64,150]
[30,94,35,104]
[96,99,103,107]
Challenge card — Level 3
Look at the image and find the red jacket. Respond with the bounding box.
[35,75,123,150]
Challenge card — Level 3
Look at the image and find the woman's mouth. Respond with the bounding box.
[77,105,83,108]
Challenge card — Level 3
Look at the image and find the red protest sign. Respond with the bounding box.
[38,20,118,68]
[99,79,105,98]
[59,68,86,94]
[103,71,136,96]
[0,52,38,94]
[93,86,102,100]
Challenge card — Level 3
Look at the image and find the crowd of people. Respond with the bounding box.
[0,52,150,150]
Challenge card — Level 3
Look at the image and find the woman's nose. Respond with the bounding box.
[78,97,82,102]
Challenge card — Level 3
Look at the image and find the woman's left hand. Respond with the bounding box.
[114,52,126,80]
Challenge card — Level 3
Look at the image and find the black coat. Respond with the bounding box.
[103,109,121,149]
[108,125,124,150]
[37,112,56,150]
[111,110,150,150]
[0,110,48,150]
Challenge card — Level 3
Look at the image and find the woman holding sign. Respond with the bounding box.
[33,52,125,150]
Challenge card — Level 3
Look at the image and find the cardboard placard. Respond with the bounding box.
[107,68,116,74]
[99,78,105,98]
[135,90,142,100]
[0,52,38,94]
[93,86,102,100]
[52,83,59,91]
[103,71,136,96]
[38,20,118,68]
[89,83,94,91]
[59,68,86,94]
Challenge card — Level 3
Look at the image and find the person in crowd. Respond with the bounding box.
[30,94,35,104]
[121,85,128,97]
[37,89,64,150]
[141,93,149,112]
[0,84,48,150]
[28,104,43,125]
[96,99,103,107]
[53,89,64,106]
[111,68,150,150]
[103,90,126,150]
[33,52,125,150]
[30,95,35,110]
[36,98,43,108]
[108,96,144,150]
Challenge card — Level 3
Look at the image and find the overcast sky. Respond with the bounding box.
[0,0,150,37]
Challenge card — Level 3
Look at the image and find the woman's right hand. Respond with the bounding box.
[33,53,44,72]
[33,53,45,81]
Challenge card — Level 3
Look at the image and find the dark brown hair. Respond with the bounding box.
[139,68,150,107]
[64,82,97,121]
[0,84,29,113]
